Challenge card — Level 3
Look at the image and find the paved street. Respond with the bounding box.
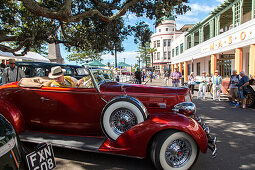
[23,78,255,170]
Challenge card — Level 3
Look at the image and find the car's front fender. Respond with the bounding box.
[0,99,25,133]
[99,113,208,158]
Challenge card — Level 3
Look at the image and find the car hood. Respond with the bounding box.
[100,82,187,95]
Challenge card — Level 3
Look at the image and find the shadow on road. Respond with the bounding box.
[192,99,255,170]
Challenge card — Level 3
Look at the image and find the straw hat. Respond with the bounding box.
[48,66,66,79]
[214,70,219,73]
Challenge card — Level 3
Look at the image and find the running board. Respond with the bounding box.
[19,131,106,152]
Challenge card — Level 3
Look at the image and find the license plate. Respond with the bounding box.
[26,143,56,170]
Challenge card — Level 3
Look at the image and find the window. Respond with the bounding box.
[172,49,175,57]
[154,52,157,61]
[164,52,167,60]
[168,51,171,59]
[157,52,160,60]
[157,40,160,47]
[176,46,179,56]
[164,40,167,47]
[209,60,211,75]
[159,29,161,32]
[197,62,200,76]
[180,43,184,54]
[234,1,241,27]
[188,64,191,75]
[154,41,156,48]
[168,39,171,46]
[166,28,168,31]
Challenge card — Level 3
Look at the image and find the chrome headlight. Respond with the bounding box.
[172,102,196,116]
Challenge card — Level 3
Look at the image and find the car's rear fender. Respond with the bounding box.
[0,99,25,133]
[99,113,208,158]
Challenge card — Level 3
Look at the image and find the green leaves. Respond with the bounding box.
[0,0,190,57]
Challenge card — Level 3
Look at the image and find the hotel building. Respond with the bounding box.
[151,0,255,82]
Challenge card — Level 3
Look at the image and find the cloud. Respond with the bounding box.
[101,51,140,66]
[189,3,216,14]
[176,15,201,24]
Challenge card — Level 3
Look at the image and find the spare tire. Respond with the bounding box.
[101,96,148,140]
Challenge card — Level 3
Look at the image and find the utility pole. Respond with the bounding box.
[115,44,117,72]
[123,57,126,63]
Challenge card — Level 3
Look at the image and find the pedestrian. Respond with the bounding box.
[237,71,249,109]
[197,71,207,100]
[164,71,170,86]
[1,60,6,69]
[149,70,152,82]
[212,70,222,101]
[188,72,195,97]
[2,59,25,84]
[135,68,142,84]
[206,73,212,96]
[170,66,182,87]
[142,71,145,82]
[227,70,240,106]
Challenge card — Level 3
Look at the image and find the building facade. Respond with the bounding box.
[151,0,255,82]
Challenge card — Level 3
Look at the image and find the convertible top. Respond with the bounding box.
[18,77,52,88]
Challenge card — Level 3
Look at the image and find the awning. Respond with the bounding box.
[88,60,106,67]
[0,51,50,62]
[118,62,131,67]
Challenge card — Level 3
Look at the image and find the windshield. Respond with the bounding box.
[90,69,114,86]
[76,68,88,76]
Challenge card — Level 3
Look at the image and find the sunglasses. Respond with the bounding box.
[10,63,15,64]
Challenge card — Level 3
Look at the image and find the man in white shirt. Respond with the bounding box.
[2,59,25,84]
[212,70,222,101]
[197,71,207,100]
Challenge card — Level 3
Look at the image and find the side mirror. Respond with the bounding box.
[172,102,196,116]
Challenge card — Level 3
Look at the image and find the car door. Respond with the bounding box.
[39,86,105,136]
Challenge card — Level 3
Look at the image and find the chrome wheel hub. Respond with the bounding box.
[165,138,192,168]
[110,108,137,135]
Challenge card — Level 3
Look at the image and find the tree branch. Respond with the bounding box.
[21,0,144,22]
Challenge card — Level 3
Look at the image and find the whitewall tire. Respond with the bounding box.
[151,131,198,170]
[101,97,146,140]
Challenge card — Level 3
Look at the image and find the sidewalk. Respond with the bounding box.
[142,78,229,101]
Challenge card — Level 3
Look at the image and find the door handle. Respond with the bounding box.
[40,97,50,101]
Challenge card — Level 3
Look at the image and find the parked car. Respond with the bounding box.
[0,114,27,170]
[0,68,216,170]
[16,61,86,80]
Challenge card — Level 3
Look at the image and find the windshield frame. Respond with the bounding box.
[88,68,114,92]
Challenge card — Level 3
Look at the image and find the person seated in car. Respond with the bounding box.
[49,66,84,87]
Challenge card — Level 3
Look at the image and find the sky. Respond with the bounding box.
[62,0,226,66]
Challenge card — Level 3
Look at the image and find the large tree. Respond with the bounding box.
[0,0,190,56]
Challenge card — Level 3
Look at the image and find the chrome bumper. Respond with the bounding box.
[195,116,217,158]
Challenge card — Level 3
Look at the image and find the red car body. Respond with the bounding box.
[0,68,216,169]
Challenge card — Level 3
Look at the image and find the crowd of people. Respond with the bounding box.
[134,66,251,109]
[186,69,250,109]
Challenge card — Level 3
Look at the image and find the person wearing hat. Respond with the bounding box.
[49,66,84,88]
[170,66,182,87]
[197,71,208,100]
[2,59,25,84]
[212,70,222,101]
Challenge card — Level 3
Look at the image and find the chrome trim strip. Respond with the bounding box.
[0,137,16,157]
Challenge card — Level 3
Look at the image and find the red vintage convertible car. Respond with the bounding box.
[0,68,216,170]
